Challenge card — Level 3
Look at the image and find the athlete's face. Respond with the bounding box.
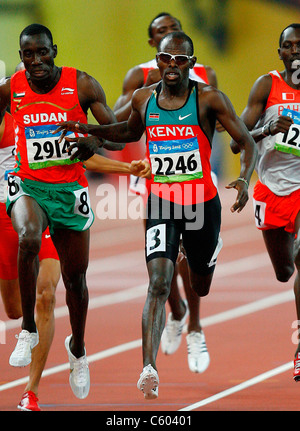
[278,27,300,72]
[156,37,195,87]
[149,15,182,49]
[19,33,57,83]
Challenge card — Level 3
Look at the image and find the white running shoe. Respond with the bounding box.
[65,335,90,399]
[161,300,189,355]
[186,331,210,373]
[9,329,39,367]
[137,364,159,399]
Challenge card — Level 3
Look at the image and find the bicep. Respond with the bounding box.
[78,72,117,125]
[113,67,144,112]
[126,92,145,139]
[240,76,271,130]
[0,79,11,112]
[205,66,218,88]
[213,92,250,142]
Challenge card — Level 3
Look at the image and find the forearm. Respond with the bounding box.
[114,101,132,122]
[238,139,258,184]
[87,121,138,143]
[250,120,274,142]
[231,119,273,153]
[85,154,131,174]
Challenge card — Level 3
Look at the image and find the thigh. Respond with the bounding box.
[182,194,222,275]
[0,278,22,318]
[10,195,48,236]
[262,227,294,271]
[295,211,300,235]
[51,228,90,276]
[37,258,61,294]
[38,227,59,262]
[145,194,181,266]
[0,204,18,279]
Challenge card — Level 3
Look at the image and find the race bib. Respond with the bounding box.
[149,136,203,183]
[3,169,13,202]
[275,109,300,157]
[146,223,166,256]
[25,125,80,170]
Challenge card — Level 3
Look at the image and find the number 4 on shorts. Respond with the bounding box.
[253,200,266,228]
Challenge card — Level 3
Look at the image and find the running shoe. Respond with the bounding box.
[137,364,159,399]
[9,330,39,367]
[65,335,90,399]
[161,300,189,355]
[293,352,300,382]
[17,391,41,411]
[186,330,210,373]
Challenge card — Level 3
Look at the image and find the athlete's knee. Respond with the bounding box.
[19,228,42,257]
[294,238,300,270]
[36,281,56,316]
[149,273,171,300]
[190,271,214,297]
[5,305,22,320]
[275,265,294,283]
[63,270,87,294]
[191,283,210,297]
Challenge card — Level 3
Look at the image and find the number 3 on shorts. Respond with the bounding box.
[146,223,166,256]
[73,187,91,217]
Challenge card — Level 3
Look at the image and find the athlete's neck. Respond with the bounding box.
[26,66,62,94]
[281,69,300,90]
[159,80,190,110]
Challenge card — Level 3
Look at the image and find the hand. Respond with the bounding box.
[129,159,151,178]
[52,121,89,143]
[225,178,249,213]
[65,135,102,161]
[269,115,293,135]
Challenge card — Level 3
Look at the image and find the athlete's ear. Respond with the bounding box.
[148,38,156,48]
[19,50,22,61]
[278,47,282,60]
[52,44,58,59]
[189,56,197,69]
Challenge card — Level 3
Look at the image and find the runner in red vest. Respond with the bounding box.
[230,23,300,382]
[0,23,120,402]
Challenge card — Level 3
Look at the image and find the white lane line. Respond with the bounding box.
[2,251,270,331]
[0,288,293,392]
[0,339,142,392]
[179,362,294,411]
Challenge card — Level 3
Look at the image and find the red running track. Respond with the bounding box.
[0,175,299,412]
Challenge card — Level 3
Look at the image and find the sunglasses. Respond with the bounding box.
[156,52,192,66]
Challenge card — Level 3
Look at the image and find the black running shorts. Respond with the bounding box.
[145,193,222,275]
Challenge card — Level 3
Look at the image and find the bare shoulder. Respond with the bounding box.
[0,77,11,108]
[203,65,217,87]
[123,65,145,86]
[197,83,223,102]
[76,69,105,102]
[254,72,273,89]
[247,73,273,104]
[132,82,157,107]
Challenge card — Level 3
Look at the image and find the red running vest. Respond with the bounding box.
[10,67,88,185]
